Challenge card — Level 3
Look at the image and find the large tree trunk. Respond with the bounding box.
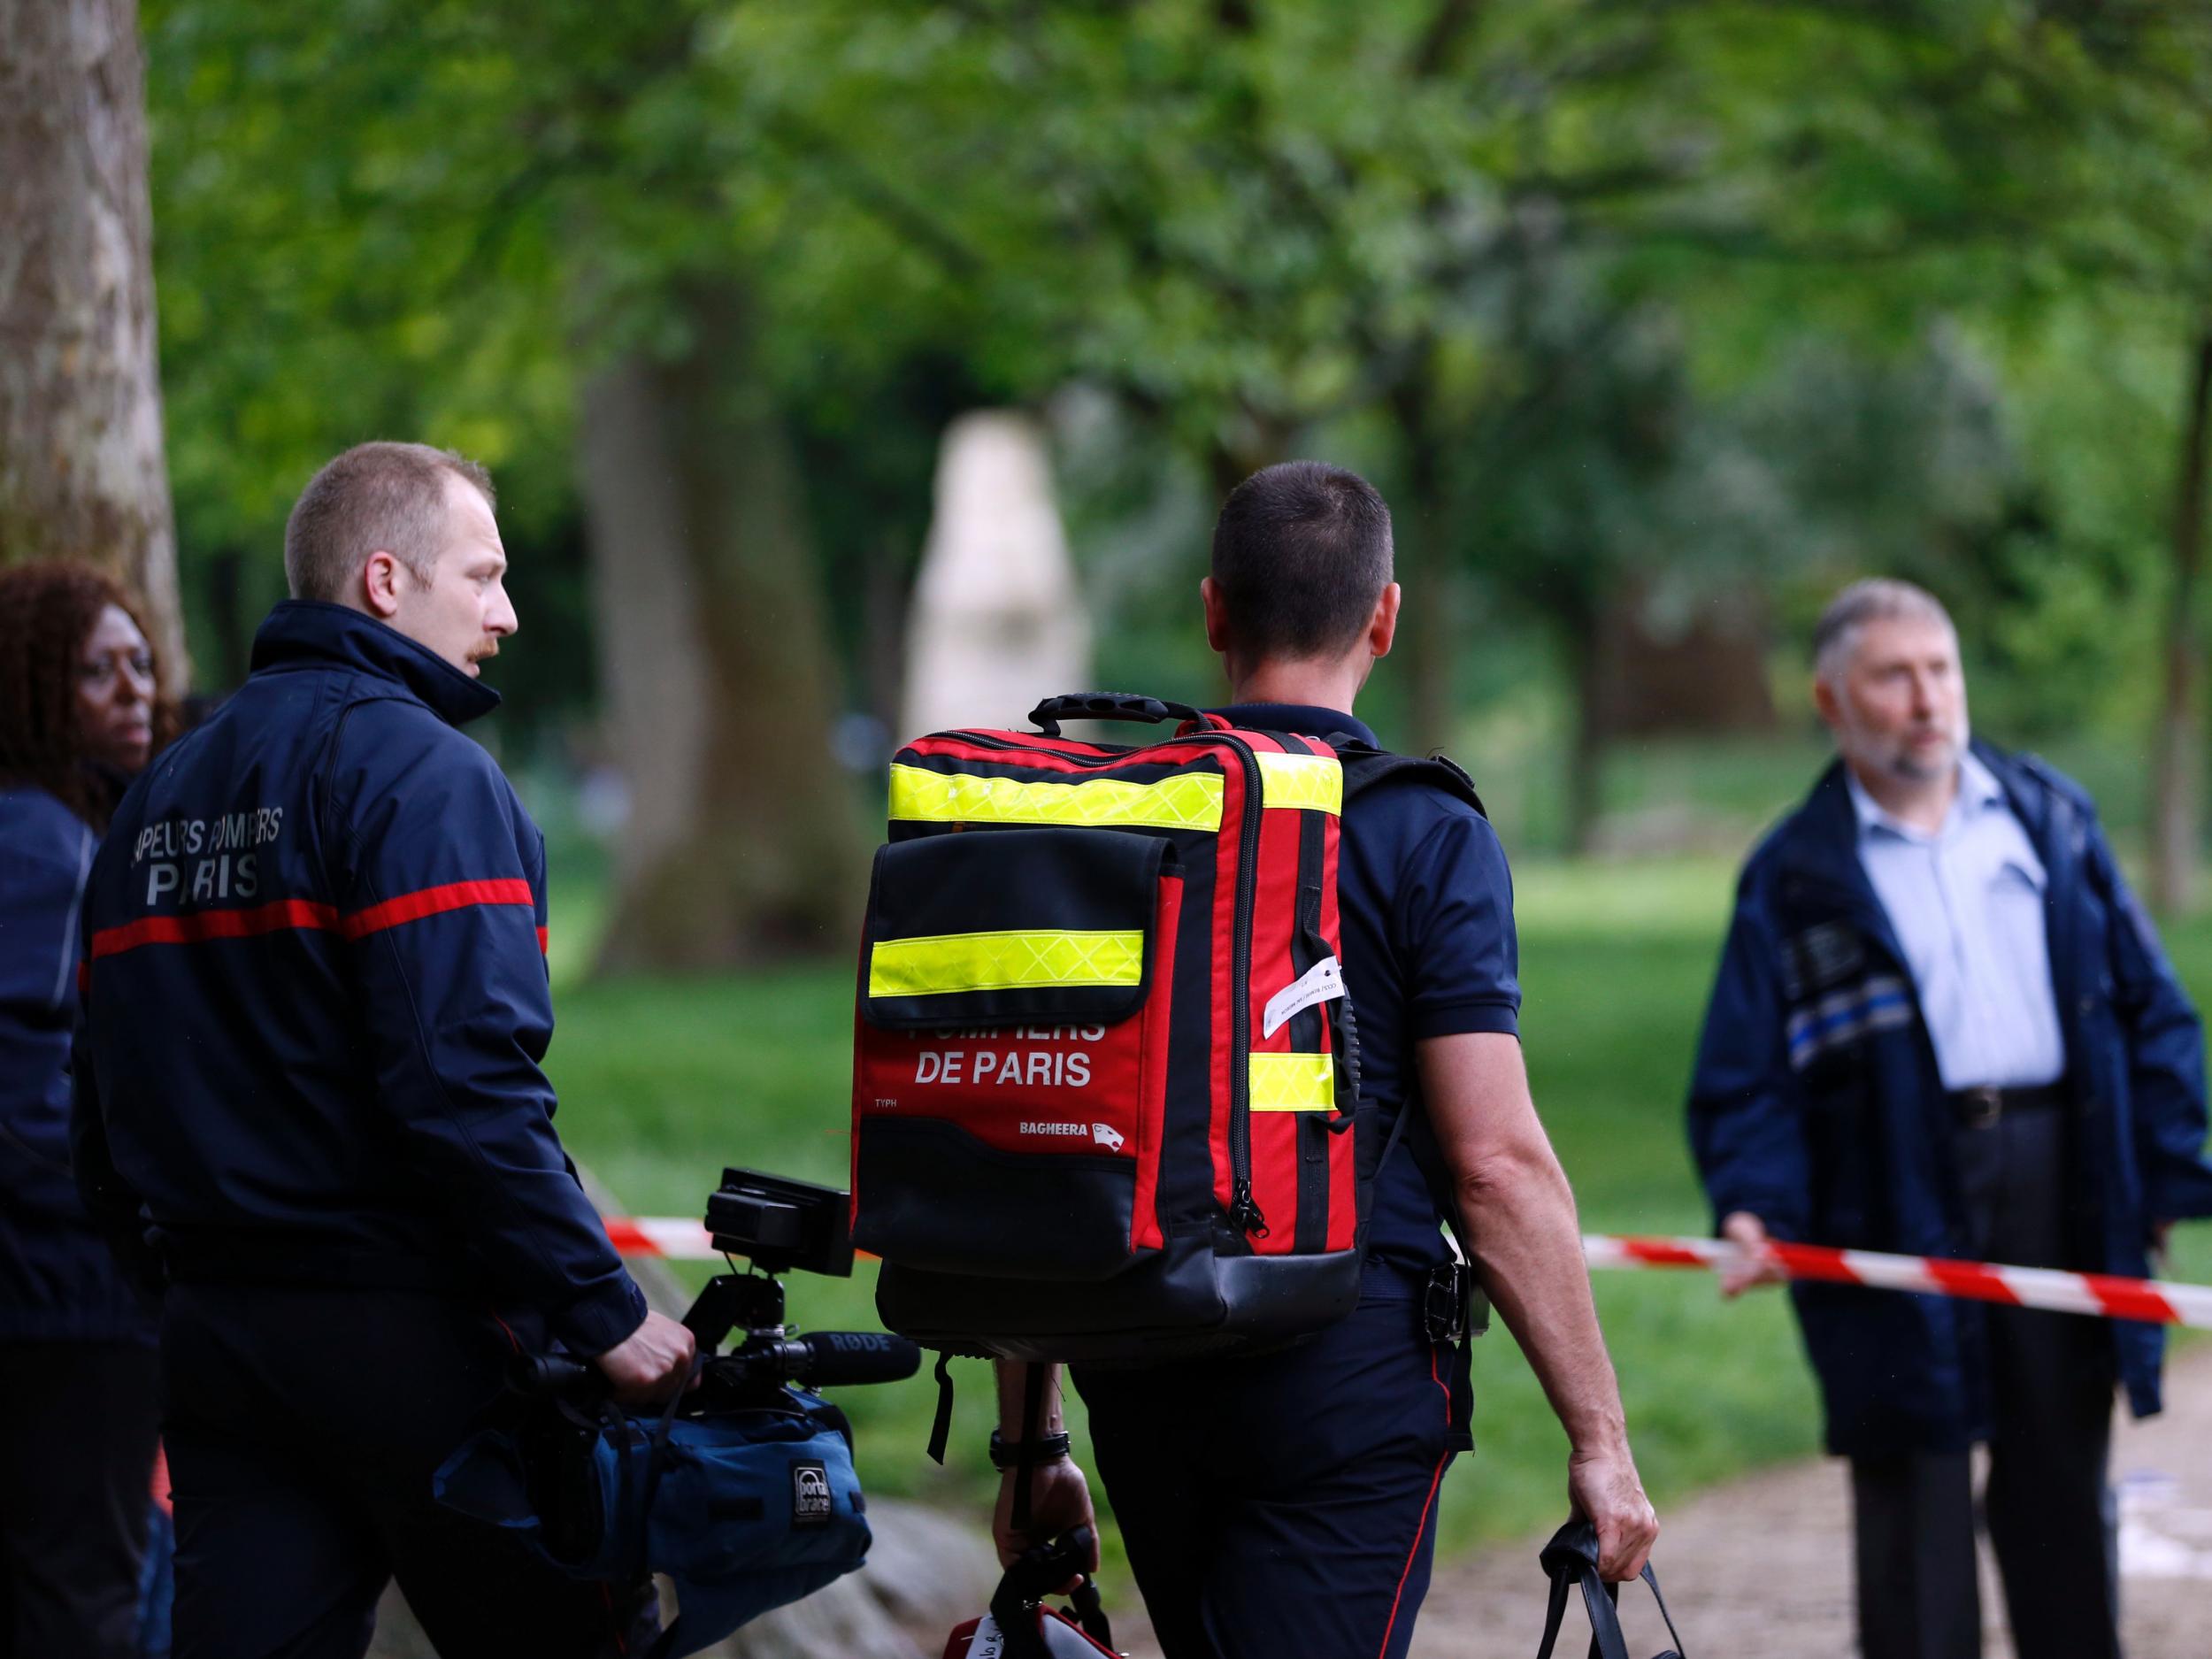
[2149,322,2212,916]
[1387,380,1456,759]
[0,0,183,684]
[579,286,864,971]
[1562,604,1608,857]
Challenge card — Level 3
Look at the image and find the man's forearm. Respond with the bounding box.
[1457,1147,1628,1450]
[994,1359,1067,1436]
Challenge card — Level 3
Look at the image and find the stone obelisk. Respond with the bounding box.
[901,411,1090,738]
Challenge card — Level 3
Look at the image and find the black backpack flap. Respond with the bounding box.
[862,828,1171,1033]
[1536,1519,1686,1659]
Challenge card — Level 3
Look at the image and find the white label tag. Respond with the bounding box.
[1263,955,1345,1041]
[969,1617,1005,1659]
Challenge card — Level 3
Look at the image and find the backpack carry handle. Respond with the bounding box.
[1028,692,1233,737]
[1534,1519,1684,1659]
[989,1528,1111,1659]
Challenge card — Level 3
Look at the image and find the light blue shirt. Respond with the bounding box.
[1847,751,2066,1091]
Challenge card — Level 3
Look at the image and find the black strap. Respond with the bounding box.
[1068,1576,1114,1649]
[1534,1520,1685,1659]
[1330,738,1494,1333]
[926,1351,955,1465]
[1359,1081,1420,1253]
[638,1358,698,1540]
[1332,740,1486,818]
[637,1359,705,1659]
[1010,1361,1048,1534]
[988,1529,1100,1659]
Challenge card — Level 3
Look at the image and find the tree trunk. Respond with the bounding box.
[2149,322,2212,917]
[1387,381,1455,759]
[0,0,183,685]
[579,286,865,971]
[1563,608,1608,857]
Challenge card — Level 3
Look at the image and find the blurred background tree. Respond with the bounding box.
[125,0,2212,963]
[0,0,182,685]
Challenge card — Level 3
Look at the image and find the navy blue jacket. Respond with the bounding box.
[72,603,647,1356]
[1688,742,2212,1455]
[0,787,150,1340]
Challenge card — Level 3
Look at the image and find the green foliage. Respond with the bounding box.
[142,0,2212,811]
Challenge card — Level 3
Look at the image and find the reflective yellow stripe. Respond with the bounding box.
[888,764,1224,831]
[1248,1052,1338,1111]
[1255,751,1342,815]
[869,929,1144,998]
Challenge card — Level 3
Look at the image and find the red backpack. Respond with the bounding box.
[849,694,1480,1365]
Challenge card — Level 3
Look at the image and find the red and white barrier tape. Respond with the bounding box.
[597,1217,2212,1330]
[603,1216,720,1260]
[1583,1234,2212,1330]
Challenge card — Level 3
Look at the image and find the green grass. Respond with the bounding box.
[543,856,2212,1564]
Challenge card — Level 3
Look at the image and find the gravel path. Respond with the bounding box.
[1118,1345,2212,1658]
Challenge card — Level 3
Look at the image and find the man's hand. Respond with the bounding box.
[1569,1440,1658,1582]
[593,1310,696,1404]
[993,1457,1099,1586]
[1416,1033,1657,1583]
[1718,1210,1788,1296]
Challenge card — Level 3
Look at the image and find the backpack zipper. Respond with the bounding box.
[911,729,1270,1238]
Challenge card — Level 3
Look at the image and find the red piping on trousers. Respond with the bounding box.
[1376,1346,1454,1659]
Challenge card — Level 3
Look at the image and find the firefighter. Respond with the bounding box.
[992,462,1658,1658]
[73,442,694,1658]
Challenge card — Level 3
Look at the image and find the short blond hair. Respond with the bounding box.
[283,442,495,603]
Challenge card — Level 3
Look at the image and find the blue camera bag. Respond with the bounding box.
[434,1383,871,1659]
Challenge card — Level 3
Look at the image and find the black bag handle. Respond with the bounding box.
[1027,692,1231,737]
[989,1528,1110,1659]
[1535,1520,1684,1659]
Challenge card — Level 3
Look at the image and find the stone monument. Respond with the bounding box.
[901,411,1091,739]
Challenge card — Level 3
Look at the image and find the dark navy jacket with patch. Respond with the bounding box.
[1688,741,2212,1456]
[0,786,150,1341]
[71,603,647,1356]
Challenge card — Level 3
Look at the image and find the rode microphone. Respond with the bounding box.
[516,1331,921,1401]
[753,1330,923,1388]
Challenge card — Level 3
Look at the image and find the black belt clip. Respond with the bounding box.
[1951,1081,2066,1129]
[1423,1262,1471,1347]
[1956,1085,2004,1129]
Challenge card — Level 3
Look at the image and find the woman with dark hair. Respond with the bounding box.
[0,560,173,1656]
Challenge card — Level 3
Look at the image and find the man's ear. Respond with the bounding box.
[361,550,407,619]
[1812,674,1842,732]
[1202,577,1232,656]
[1367,582,1402,660]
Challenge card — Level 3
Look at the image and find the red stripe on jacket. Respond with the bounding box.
[90,898,341,958]
[90,880,543,961]
[336,879,534,941]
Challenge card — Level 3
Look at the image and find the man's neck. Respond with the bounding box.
[1845,754,1957,835]
[1226,659,1364,716]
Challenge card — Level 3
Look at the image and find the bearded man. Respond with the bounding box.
[1687,578,2212,1659]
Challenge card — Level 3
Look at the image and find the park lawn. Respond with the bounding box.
[544,856,2212,1564]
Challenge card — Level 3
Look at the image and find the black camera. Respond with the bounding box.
[703,1166,854,1278]
[521,1168,918,1405]
[680,1169,917,1404]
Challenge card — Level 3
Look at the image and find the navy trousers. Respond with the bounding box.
[1076,1283,1468,1659]
[160,1282,656,1659]
[0,1340,160,1659]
